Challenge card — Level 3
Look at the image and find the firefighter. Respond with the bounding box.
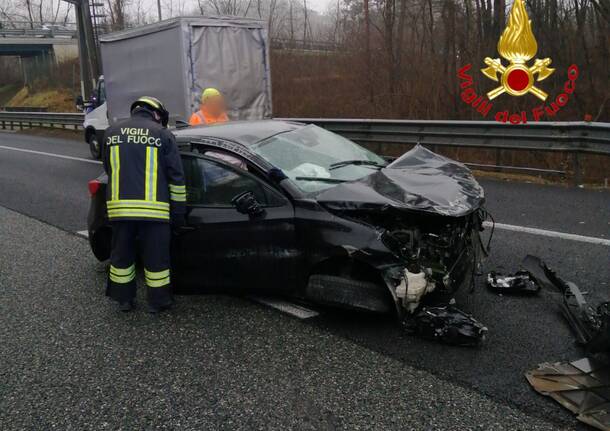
[102,96,186,313]
[188,88,229,126]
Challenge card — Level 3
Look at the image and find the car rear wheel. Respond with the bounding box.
[90,226,111,261]
[88,132,101,159]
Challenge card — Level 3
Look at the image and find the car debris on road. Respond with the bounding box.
[515,254,610,430]
[521,254,610,353]
[487,254,609,351]
[403,305,488,346]
[526,357,610,431]
[486,270,541,295]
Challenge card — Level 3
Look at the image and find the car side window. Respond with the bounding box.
[181,156,285,208]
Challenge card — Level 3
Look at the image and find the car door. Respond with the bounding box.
[172,153,300,294]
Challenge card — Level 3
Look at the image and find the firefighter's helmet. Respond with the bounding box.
[131,96,169,127]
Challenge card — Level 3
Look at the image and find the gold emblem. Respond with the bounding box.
[481,0,554,101]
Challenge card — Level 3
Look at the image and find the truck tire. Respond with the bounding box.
[88,132,101,159]
[306,274,392,313]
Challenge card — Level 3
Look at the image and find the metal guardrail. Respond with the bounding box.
[281,118,610,184]
[0,111,83,130]
[1,111,608,182]
[283,118,610,156]
[1,106,48,112]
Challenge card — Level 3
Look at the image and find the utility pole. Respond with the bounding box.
[364,0,373,104]
[157,0,162,21]
[62,0,100,100]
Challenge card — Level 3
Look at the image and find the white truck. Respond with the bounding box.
[82,16,272,158]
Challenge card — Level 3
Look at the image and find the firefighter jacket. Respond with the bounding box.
[102,109,186,222]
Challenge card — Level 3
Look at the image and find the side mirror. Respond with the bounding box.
[176,120,189,129]
[231,191,265,217]
[82,100,94,113]
[75,95,84,109]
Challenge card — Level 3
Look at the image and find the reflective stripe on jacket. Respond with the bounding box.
[102,109,186,222]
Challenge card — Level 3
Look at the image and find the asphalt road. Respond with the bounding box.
[0,206,563,430]
[1,130,609,429]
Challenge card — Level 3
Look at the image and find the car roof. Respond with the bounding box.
[172,120,305,146]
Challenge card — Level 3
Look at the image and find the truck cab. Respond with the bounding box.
[83,76,109,159]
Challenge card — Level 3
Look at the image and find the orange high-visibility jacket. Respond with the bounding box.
[188,109,229,126]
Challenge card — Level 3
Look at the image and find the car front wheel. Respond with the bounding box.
[88,133,101,159]
[306,274,393,313]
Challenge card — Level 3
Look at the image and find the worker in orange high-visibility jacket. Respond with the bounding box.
[188,88,229,126]
[102,96,186,313]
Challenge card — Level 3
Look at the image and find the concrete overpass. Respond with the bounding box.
[0,36,78,61]
[0,29,79,86]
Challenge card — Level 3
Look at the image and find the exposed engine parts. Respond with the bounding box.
[395,269,436,312]
[377,208,485,300]
[370,208,490,346]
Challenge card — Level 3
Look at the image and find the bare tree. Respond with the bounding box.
[107,0,128,30]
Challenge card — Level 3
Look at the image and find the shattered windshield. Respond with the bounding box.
[250,124,387,193]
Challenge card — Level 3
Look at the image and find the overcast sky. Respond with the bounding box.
[299,0,333,12]
[6,0,334,28]
[147,0,334,20]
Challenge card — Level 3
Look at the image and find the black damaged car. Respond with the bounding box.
[88,121,489,344]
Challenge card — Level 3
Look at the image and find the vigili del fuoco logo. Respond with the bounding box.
[457,0,579,124]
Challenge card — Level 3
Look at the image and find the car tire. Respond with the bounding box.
[306,274,392,313]
[88,132,101,159]
[90,226,111,261]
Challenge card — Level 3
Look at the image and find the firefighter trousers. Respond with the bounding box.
[107,221,172,308]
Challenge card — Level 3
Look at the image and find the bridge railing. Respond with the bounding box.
[0,21,77,29]
[0,28,77,38]
[0,111,608,184]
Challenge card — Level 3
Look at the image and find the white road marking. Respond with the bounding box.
[483,221,610,246]
[0,145,102,165]
[76,230,89,238]
[249,296,319,319]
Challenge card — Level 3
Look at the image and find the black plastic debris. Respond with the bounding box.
[522,254,610,354]
[487,270,541,295]
[403,305,488,347]
[526,357,610,431]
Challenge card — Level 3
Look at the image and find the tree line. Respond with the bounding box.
[273,0,608,121]
[0,0,607,120]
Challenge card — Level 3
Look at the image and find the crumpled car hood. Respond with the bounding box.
[315,145,485,217]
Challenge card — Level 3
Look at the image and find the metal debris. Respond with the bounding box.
[526,357,610,431]
[486,270,540,295]
[522,254,610,353]
[403,305,488,347]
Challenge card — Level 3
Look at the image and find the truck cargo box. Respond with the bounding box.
[100,16,272,125]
